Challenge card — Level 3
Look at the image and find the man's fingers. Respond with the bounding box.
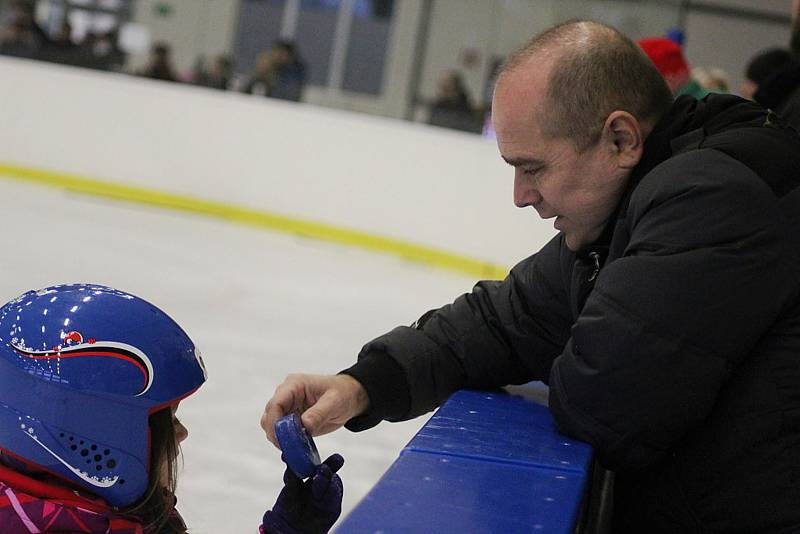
[300,389,343,436]
[300,404,326,436]
[262,400,290,447]
[261,379,304,446]
[261,412,279,448]
[263,374,365,445]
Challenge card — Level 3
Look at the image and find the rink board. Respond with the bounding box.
[336,389,593,533]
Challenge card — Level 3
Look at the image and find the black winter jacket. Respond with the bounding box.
[755,61,800,133]
[342,95,800,533]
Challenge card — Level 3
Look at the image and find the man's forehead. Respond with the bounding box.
[492,78,546,139]
[498,47,558,86]
[493,56,555,118]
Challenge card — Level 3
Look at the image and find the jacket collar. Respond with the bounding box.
[578,94,768,257]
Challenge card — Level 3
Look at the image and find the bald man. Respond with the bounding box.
[263,21,800,532]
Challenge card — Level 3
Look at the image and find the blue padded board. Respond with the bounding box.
[335,450,588,534]
[405,390,592,473]
[336,390,594,533]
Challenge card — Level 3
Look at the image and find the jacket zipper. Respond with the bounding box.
[587,251,601,282]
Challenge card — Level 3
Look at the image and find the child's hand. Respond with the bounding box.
[261,454,345,534]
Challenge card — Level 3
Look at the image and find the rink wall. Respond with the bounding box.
[337,389,596,533]
[0,57,557,278]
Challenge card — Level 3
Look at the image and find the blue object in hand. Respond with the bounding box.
[261,453,345,534]
[274,413,322,479]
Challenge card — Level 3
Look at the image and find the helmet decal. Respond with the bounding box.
[11,335,155,396]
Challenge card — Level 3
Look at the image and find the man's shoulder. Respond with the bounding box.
[626,147,779,229]
[639,147,763,197]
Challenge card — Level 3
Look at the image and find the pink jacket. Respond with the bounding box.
[0,464,145,533]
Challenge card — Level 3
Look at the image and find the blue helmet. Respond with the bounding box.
[0,284,207,507]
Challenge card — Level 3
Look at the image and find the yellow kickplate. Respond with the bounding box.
[0,162,508,280]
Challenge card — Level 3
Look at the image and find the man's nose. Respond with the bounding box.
[514,172,542,208]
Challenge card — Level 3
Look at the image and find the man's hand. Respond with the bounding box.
[261,374,369,448]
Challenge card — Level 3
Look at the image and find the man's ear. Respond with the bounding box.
[603,111,645,169]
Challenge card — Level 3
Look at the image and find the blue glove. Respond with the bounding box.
[261,453,345,534]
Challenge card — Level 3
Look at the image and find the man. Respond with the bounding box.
[268,40,306,102]
[428,70,482,133]
[138,42,178,83]
[262,20,800,532]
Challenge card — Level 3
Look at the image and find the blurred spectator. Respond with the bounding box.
[39,20,81,66]
[242,41,306,101]
[241,50,274,96]
[638,37,709,99]
[86,30,126,71]
[51,20,75,49]
[6,1,47,44]
[268,39,306,102]
[139,41,178,83]
[692,66,730,94]
[196,55,233,91]
[741,48,794,100]
[746,47,800,130]
[428,70,482,133]
[0,20,36,58]
[0,0,46,58]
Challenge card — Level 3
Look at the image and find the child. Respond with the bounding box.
[0,284,343,533]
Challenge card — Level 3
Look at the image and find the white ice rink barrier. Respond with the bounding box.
[0,56,557,277]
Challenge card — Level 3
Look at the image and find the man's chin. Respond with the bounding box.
[564,233,582,251]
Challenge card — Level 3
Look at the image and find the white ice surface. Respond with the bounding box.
[1,179,478,533]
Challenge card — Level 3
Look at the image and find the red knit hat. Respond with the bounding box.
[637,37,689,78]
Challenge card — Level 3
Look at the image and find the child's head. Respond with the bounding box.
[0,284,206,524]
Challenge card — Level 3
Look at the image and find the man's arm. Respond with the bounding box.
[549,149,791,472]
[341,233,574,431]
[262,233,573,441]
[262,234,573,441]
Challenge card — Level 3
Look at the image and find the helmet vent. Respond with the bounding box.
[58,433,117,472]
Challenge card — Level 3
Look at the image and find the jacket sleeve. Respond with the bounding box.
[342,233,574,431]
[549,149,793,472]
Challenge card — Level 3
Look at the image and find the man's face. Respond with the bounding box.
[492,61,630,251]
